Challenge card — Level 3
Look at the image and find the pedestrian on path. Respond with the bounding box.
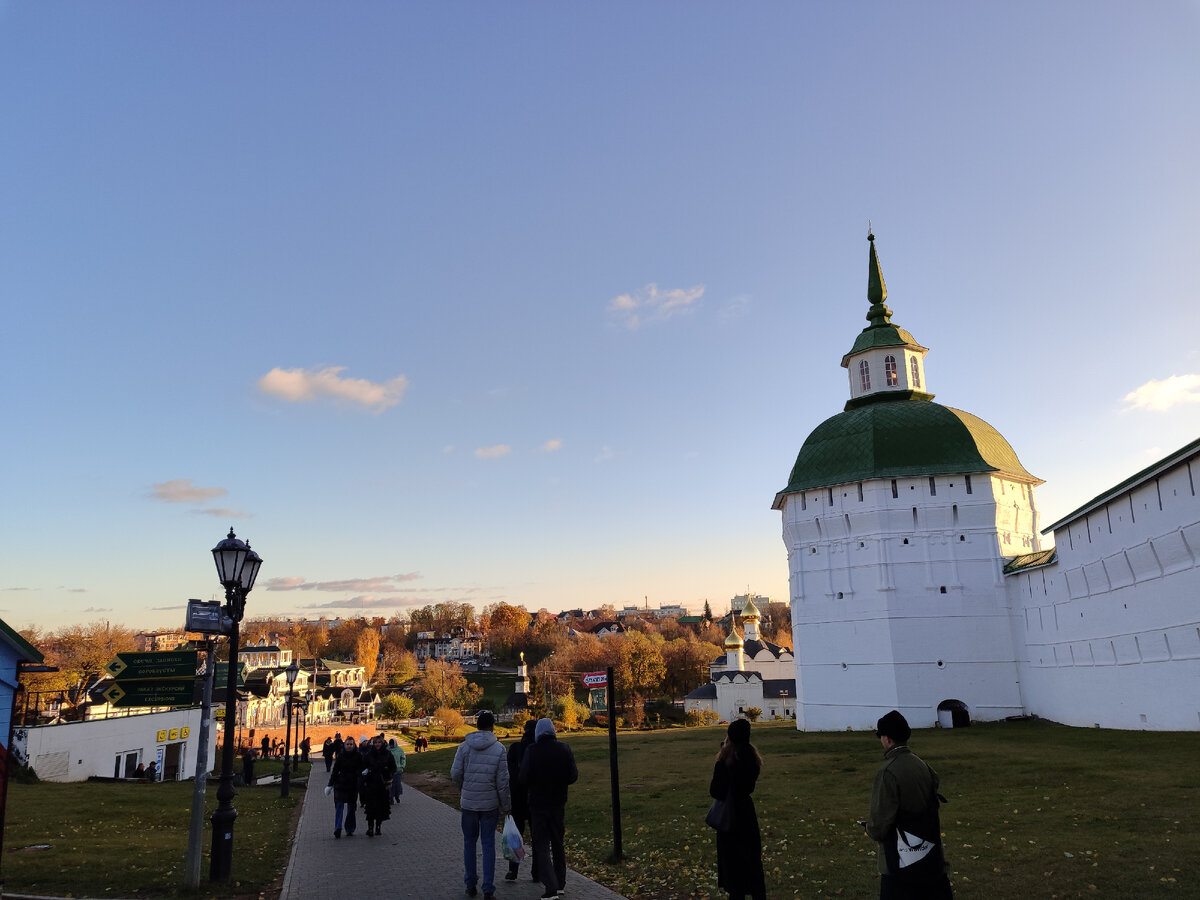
[327,735,363,838]
[505,718,538,883]
[362,734,397,837]
[519,717,578,900]
[322,737,334,771]
[451,710,511,900]
[389,737,407,802]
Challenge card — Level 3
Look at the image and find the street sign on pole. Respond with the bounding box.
[582,671,608,687]
[588,687,607,712]
[103,680,196,708]
[214,662,246,688]
[105,650,197,680]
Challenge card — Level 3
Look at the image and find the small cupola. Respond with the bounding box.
[840,229,933,409]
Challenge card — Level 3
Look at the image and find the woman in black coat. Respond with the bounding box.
[359,735,397,837]
[709,718,766,900]
[327,736,363,838]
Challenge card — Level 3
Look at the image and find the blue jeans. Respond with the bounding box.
[461,807,499,894]
[334,799,357,835]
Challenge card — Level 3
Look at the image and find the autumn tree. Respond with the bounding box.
[21,621,138,709]
[432,705,465,737]
[413,658,481,711]
[612,631,665,727]
[662,637,722,700]
[325,619,366,658]
[377,646,419,685]
[378,693,415,721]
[354,628,381,683]
[481,602,529,660]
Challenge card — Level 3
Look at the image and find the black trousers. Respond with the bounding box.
[880,873,953,899]
[529,805,566,894]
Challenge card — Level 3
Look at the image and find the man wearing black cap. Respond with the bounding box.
[865,710,953,899]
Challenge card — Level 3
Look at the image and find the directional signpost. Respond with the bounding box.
[103,650,198,708]
[582,670,608,712]
[105,650,197,680]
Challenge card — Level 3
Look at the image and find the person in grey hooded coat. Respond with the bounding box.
[451,711,511,900]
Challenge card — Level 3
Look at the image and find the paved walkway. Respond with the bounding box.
[281,778,628,900]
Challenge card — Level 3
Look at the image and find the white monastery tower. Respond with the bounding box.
[772,231,1044,731]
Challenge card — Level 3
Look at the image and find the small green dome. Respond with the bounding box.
[773,397,1040,504]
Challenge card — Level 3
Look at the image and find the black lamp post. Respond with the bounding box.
[280,661,299,798]
[209,528,262,883]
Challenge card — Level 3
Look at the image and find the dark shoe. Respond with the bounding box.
[375,822,382,834]
[466,888,478,898]
[333,829,341,839]
[345,831,354,837]
[366,826,373,836]
[484,894,496,900]
[505,870,519,882]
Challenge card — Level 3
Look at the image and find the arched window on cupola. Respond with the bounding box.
[884,355,898,386]
[859,360,871,391]
[910,356,921,389]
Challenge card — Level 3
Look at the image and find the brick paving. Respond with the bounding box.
[281,778,629,900]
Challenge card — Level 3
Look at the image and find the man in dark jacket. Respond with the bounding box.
[519,718,578,900]
[865,710,953,899]
[505,719,538,882]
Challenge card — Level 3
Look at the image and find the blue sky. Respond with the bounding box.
[3,3,1198,632]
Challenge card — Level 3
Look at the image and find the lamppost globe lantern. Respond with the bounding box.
[285,661,299,687]
[209,527,263,883]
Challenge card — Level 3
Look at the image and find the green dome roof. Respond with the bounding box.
[773,398,1040,505]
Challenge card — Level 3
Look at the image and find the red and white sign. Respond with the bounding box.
[582,671,608,687]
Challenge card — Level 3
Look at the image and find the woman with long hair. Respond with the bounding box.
[709,718,766,900]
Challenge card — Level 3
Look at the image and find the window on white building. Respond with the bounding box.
[911,356,921,388]
[885,355,898,386]
[859,360,871,391]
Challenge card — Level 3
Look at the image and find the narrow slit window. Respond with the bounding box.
[859,360,871,391]
[891,479,898,499]
[965,474,973,495]
[928,477,936,496]
[910,356,921,388]
[884,355,898,386]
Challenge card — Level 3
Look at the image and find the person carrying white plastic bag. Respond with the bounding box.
[502,814,525,862]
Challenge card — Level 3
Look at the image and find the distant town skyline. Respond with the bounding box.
[2,3,1197,632]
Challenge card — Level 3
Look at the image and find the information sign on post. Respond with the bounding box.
[103,680,197,708]
[105,650,198,680]
[582,671,608,688]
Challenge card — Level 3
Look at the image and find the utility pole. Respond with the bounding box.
[184,640,217,888]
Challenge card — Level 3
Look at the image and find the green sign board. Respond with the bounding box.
[103,679,196,708]
[104,650,197,681]
[214,662,247,688]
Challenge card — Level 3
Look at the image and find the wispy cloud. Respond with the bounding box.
[541,438,563,452]
[264,573,421,593]
[258,366,409,413]
[302,595,432,610]
[608,283,705,330]
[191,507,253,519]
[151,479,228,505]
[718,293,752,322]
[1121,374,1200,412]
[594,445,614,463]
[475,445,511,460]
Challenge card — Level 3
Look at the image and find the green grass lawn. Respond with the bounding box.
[3,761,310,898]
[407,719,1200,898]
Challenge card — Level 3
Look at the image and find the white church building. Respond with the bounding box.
[772,233,1200,732]
[684,598,797,721]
